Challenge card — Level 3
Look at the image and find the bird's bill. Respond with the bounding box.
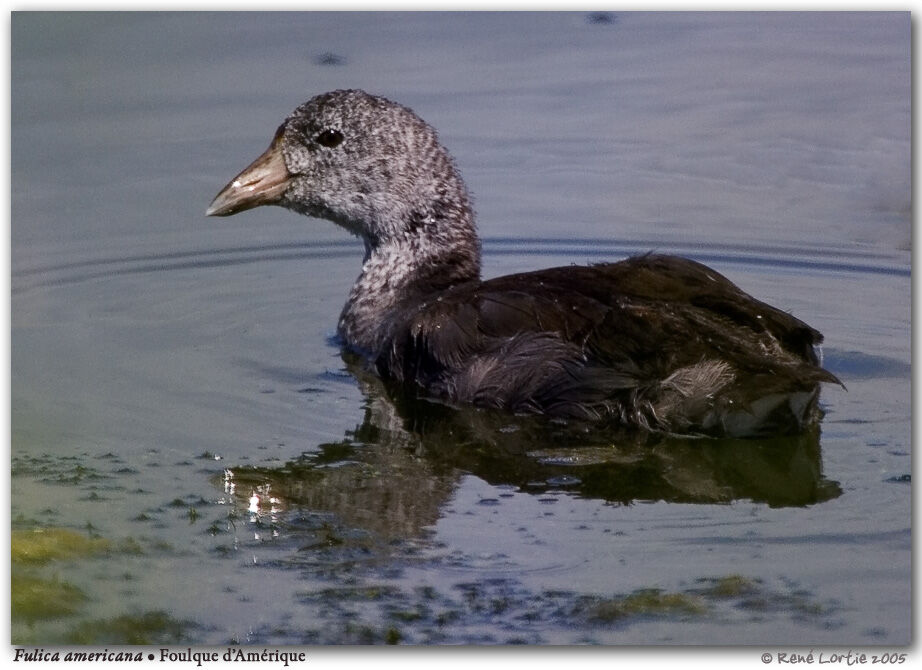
[206,131,291,217]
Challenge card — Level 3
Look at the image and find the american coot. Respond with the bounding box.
[207,89,839,438]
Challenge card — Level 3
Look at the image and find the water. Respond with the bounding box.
[10,12,910,646]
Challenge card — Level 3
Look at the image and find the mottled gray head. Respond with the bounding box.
[207,89,474,247]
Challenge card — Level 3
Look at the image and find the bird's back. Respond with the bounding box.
[379,254,838,437]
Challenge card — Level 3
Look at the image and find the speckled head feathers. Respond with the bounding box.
[209,89,475,249]
[208,90,483,353]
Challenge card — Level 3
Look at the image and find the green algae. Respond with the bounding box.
[585,588,708,623]
[11,572,87,621]
[696,574,761,598]
[63,611,193,645]
[12,527,111,565]
[11,525,174,643]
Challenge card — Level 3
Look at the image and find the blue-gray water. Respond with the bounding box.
[11,12,910,645]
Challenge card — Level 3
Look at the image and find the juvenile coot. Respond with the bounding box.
[207,89,839,438]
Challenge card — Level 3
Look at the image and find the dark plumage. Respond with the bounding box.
[207,89,839,438]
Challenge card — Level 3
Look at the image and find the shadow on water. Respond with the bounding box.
[225,353,842,548]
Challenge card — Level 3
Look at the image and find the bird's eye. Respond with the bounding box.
[316,129,344,148]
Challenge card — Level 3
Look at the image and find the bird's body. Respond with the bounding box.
[208,89,838,438]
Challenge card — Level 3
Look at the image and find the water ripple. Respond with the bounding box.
[12,237,909,294]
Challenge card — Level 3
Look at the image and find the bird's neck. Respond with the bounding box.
[337,208,481,355]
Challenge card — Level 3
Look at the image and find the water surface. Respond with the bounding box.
[11,11,910,645]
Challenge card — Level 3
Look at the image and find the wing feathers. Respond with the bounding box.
[376,255,837,436]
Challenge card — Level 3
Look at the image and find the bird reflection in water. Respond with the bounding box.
[219,355,841,549]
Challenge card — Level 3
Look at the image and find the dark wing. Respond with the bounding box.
[377,254,838,427]
[581,255,830,366]
[379,279,634,416]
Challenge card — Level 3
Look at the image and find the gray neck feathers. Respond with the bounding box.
[337,181,481,355]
